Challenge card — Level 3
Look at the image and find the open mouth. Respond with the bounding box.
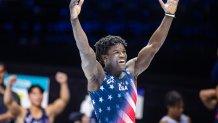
[118,60,126,65]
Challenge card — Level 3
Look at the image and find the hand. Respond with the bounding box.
[7,75,16,87]
[159,0,179,14]
[69,0,84,20]
[55,72,68,84]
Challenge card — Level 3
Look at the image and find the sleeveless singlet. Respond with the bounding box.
[89,69,137,123]
[24,108,49,123]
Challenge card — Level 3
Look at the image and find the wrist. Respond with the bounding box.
[71,17,78,22]
[165,13,175,18]
[60,81,68,85]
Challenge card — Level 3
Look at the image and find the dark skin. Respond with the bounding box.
[70,0,179,92]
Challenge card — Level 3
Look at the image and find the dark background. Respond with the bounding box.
[0,0,218,122]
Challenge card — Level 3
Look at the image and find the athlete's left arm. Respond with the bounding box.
[46,72,70,117]
[127,0,179,77]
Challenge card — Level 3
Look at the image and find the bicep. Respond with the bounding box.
[47,99,67,117]
[133,45,157,76]
[80,48,99,79]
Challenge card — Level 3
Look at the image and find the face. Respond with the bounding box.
[29,87,43,107]
[0,65,6,84]
[103,44,127,72]
[168,101,184,118]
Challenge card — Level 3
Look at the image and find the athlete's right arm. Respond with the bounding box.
[4,75,23,118]
[70,0,105,87]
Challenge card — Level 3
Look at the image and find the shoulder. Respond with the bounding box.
[159,116,169,123]
[126,58,137,75]
[182,114,191,123]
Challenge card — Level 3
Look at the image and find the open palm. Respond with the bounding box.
[70,0,84,20]
[159,0,179,14]
[8,75,16,86]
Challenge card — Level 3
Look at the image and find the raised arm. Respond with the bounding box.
[46,72,70,117]
[126,0,179,77]
[69,0,104,86]
[0,111,13,122]
[3,75,22,118]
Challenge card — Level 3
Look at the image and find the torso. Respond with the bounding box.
[16,108,51,123]
[89,69,137,123]
[0,91,20,123]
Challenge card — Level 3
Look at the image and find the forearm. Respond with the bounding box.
[59,83,70,103]
[71,18,91,53]
[71,18,97,76]
[4,84,13,106]
[0,112,12,121]
[148,16,173,51]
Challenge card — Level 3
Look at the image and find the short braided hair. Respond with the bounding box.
[94,35,127,66]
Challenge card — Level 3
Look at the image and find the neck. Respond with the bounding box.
[30,105,42,111]
[105,67,122,77]
[167,112,181,122]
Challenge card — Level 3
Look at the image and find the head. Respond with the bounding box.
[28,85,44,107]
[95,35,127,73]
[165,90,184,119]
[69,112,89,123]
[0,62,7,85]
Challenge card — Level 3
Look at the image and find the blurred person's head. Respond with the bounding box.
[69,112,90,123]
[28,85,44,107]
[0,61,7,85]
[165,90,184,120]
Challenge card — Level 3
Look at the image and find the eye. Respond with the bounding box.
[113,51,119,54]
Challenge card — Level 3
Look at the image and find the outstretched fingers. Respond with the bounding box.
[70,0,79,8]
[78,0,84,7]
[159,0,166,10]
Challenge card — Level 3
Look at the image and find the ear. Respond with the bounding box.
[101,54,108,63]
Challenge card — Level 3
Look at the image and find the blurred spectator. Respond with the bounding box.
[159,90,191,123]
[80,94,93,118]
[0,62,20,123]
[4,72,70,123]
[69,94,96,123]
[199,49,218,123]
[69,112,89,123]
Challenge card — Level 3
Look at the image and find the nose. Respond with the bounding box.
[119,52,125,57]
